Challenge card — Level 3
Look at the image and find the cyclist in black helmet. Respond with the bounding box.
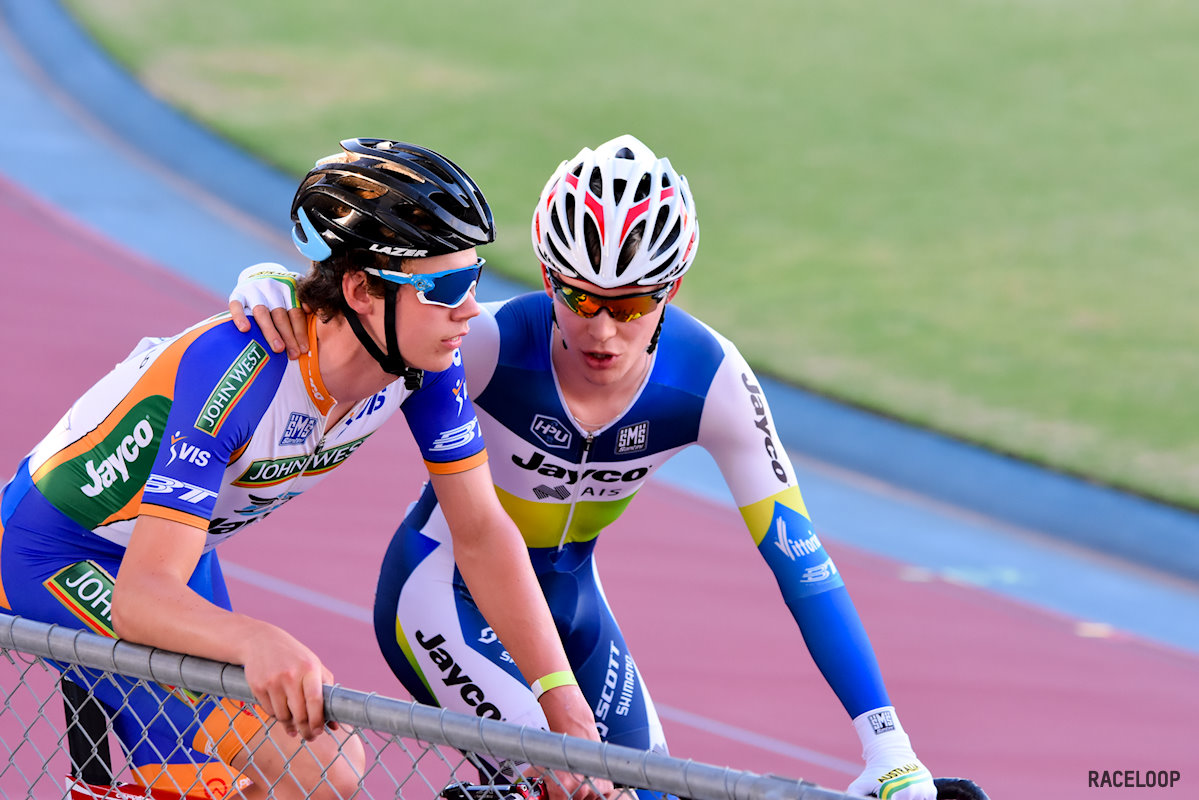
[0,138,606,800]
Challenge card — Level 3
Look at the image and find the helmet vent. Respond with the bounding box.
[588,167,604,198]
[548,239,572,274]
[633,175,651,203]
[653,218,682,259]
[616,221,645,278]
[562,195,576,238]
[583,217,602,271]
[615,147,635,159]
[612,179,628,204]
[651,206,671,242]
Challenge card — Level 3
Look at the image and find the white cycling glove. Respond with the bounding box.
[846,706,936,799]
[229,263,302,312]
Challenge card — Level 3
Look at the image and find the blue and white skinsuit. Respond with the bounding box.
[374,294,891,780]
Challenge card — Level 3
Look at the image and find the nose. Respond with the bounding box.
[451,287,481,320]
[585,307,618,340]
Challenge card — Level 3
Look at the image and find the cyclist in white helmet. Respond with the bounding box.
[231,134,937,800]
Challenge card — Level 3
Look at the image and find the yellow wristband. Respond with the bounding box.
[530,670,578,700]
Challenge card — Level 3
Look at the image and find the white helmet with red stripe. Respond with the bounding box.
[532,135,699,289]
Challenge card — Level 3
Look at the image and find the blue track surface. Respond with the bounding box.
[3,0,1197,653]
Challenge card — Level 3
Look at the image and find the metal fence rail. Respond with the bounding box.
[0,613,854,800]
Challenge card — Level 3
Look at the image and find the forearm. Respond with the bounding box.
[112,568,269,665]
[786,585,890,718]
[454,523,571,682]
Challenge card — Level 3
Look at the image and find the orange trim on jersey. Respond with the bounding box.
[425,449,489,475]
[227,439,251,464]
[97,487,147,528]
[139,504,210,530]
[0,518,8,611]
[131,759,252,799]
[196,696,268,766]
[31,320,222,482]
[298,315,335,416]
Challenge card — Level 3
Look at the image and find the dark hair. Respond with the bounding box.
[298,250,391,322]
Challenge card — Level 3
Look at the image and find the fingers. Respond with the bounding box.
[544,771,613,800]
[229,300,252,332]
[250,305,288,356]
[248,665,327,740]
[287,307,309,355]
[300,670,327,740]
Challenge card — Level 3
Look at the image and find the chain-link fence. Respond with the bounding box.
[0,613,856,800]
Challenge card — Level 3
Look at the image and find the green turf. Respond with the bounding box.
[63,0,1199,509]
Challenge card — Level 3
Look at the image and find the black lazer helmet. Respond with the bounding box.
[291,137,495,261]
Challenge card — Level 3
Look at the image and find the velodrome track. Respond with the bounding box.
[3,5,1199,799]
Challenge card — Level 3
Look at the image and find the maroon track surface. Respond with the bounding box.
[4,176,1197,799]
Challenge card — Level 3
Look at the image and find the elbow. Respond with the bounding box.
[109,581,143,641]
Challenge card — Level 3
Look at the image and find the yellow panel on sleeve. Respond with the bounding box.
[740,485,810,546]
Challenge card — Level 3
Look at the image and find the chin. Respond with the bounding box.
[409,353,455,374]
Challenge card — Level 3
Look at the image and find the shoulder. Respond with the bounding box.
[477,292,553,371]
[651,305,737,396]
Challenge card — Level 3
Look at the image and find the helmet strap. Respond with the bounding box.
[551,306,568,350]
[340,284,423,390]
[646,313,665,355]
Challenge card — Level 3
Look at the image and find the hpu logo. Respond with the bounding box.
[531,414,572,450]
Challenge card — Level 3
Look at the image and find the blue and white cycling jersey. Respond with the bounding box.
[9,312,484,556]
[0,311,485,792]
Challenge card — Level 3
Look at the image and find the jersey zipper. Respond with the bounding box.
[555,433,593,552]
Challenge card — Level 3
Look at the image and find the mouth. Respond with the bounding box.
[583,350,618,368]
[443,329,469,348]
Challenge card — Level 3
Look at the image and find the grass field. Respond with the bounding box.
[64,0,1199,509]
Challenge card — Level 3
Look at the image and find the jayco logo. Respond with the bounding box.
[742,374,787,483]
[80,418,155,498]
[415,630,501,719]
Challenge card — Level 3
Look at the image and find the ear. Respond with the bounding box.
[666,276,684,302]
[342,270,376,315]
[541,264,555,296]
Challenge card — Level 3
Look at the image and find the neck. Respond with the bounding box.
[552,329,652,431]
[314,316,396,408]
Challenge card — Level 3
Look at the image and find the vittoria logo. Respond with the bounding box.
[615,421,649,454]
[531,414,572,450]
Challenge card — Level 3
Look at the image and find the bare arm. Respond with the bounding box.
[113,515,331,739]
